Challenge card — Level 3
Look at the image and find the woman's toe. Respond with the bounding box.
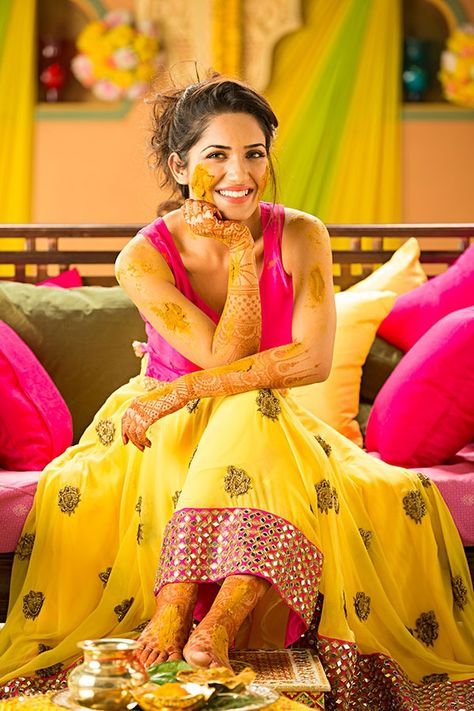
[145,648,160,667]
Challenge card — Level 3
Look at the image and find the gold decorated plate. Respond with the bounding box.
[51,684,278,711]
[206,684,279,711]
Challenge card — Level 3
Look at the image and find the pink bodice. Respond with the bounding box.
[138,202,293,381]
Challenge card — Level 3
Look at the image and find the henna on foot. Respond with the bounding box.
[135,582,198,668]
[183,575,269,669]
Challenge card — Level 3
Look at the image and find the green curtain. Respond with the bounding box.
[0,0,36,225]
[265,0,401,224]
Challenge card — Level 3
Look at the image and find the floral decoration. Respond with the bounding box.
[71,9,161,102]
[439,24,474,108]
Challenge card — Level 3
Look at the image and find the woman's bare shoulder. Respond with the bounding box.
[283,206,326,233]
[282,207,330,273]
[115,231,174,286]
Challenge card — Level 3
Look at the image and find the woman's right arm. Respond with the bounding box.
[115,228,260,369]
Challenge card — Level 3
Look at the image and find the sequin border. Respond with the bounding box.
[154,507,324,626]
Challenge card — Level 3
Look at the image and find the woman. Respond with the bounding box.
[0,76,473,710]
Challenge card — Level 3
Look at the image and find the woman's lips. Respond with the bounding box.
[215,188,254,204]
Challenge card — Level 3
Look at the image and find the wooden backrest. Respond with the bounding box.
[0,223,472,288]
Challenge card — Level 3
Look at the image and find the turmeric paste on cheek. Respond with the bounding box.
[191,164,216,203]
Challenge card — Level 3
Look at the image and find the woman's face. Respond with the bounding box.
[172,112,270,222]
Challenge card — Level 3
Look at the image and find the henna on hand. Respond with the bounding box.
[182,199,253,250]
[121,381,190,451]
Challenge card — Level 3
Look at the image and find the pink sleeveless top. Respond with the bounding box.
[139,202,293,381]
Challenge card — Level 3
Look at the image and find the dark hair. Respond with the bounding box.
[149,72,279,204]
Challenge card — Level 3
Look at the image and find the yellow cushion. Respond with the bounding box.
[291,291,396,445]
[349,237,426,295]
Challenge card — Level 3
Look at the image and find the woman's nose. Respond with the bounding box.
[226,155,248,181]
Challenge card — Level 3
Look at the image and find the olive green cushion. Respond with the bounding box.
[356,401,372,441]
[360,336,404,404]
[0,283,146,443]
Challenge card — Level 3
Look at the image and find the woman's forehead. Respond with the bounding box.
[196,112,265,146]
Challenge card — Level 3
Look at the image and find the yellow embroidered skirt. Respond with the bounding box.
[0,374,473,708]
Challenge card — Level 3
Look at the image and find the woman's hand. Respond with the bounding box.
[121,382,189,451]
[182,199,253,250]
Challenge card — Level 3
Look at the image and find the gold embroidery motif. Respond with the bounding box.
[134,620,150,634]
[186,398,200,413]
[315,480,332,513]
[15,533,35,560]
[417,472,432,488]
[189,447,198,468]
[403,490,426,523]
[353,592,371,621]
[359,528,373,550]
[23,590,45,620]
[414,610,439,646]
[98,567,112,587]
[224,466,252,498]
[315,480,339,514]
[332,487,340,514]
[58,485,81,515]
[135,496,142,515]
[38,644,52,654]
[256,389,281,420]
[96,418,115,446]
[137,523,144,545]
[421,673,449,685]
[36,662,63,678]
[451,575,468,610]
[114,597,134,622]
[314,434,331,456]
[172,490,182,509]
[142,376,159,391]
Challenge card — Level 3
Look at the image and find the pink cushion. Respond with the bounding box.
[38,268,82,288]
[0,321,73,471]
[366,307,474,467]
[0,469,40,553]
[378,244,474,351]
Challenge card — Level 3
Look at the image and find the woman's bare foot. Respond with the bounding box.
[183,575,269,669]
[136,582,198,668]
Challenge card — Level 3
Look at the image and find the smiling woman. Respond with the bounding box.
[0,74,473,709]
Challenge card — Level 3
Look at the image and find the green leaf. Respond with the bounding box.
[147,659,193,685]
[207,693,257,710]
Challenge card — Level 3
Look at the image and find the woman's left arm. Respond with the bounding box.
[123,212,336,449]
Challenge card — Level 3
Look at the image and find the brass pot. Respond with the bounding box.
[67,638,148,710]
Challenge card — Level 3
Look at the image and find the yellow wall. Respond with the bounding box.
[402,118,474,222]
[32,102,165,224]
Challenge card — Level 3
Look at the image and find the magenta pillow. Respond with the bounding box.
[0,321,73,471]
[38,268,82,288]
[378,244,474,351]
[366,306,474,467]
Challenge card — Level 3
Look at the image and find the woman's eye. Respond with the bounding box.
[206,152,226,159]
[247,151,266,159]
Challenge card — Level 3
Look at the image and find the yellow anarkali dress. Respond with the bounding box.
[1,204,473,710]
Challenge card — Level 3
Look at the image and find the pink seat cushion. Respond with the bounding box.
[378,244,474,351]
[38,268,82,288]
[0,321,73,471]
[0,469,40,553]
[366,307,474,467]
